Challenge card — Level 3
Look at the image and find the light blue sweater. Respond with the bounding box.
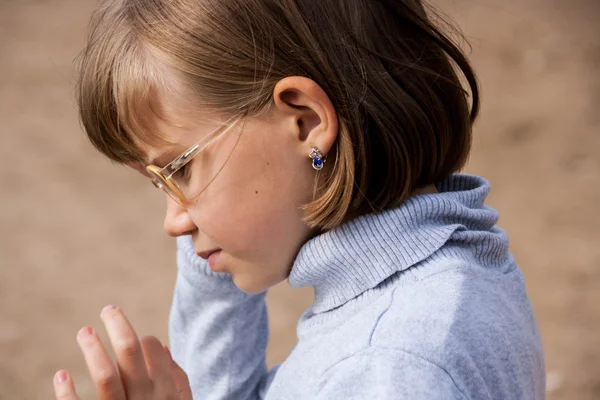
[169,174,545,399]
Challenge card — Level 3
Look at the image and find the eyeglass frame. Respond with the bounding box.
[145,116,243,206]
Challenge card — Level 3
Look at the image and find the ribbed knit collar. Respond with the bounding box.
[288,174,499,313]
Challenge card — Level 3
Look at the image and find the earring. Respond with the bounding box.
[309,147,326,171]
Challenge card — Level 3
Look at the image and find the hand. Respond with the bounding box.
[53,305,192,400]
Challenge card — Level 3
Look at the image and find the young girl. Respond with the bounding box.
[53,0,545,398]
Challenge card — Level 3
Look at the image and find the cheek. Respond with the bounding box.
[190,126,314,263]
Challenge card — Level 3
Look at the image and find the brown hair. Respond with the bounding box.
[77,0,479,230]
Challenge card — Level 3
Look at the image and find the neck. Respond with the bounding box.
[289,174,506,314]
[412,184,438,196]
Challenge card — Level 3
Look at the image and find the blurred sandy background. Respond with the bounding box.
[1,0,598,399]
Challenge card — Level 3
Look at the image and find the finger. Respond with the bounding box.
[76,326,126,400]
[168,354,193,400]
[139,336,177,395]
[53,370,79,400]
[100,305,152,398]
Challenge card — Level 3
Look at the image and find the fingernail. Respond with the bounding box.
[79,326,94,337]
[101,304,117,315]
[164,345,172,360]
[55,370,68,384]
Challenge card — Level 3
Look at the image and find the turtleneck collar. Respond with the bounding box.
[289,174,503,314]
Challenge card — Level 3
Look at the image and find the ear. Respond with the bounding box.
[272,76,338,157]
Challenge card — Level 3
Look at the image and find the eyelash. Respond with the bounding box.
[174,163,190,180]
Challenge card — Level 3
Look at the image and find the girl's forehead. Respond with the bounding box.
[151,88,225,135]
[133,94,225,167]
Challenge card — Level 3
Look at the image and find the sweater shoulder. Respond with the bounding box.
[368,260,544,398]
[371,259,532,349]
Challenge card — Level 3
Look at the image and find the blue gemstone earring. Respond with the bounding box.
[309,147,326,171]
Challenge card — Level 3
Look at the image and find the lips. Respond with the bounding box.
[196,249,221,260]
[196,247,224,272]
[207,250,222,271]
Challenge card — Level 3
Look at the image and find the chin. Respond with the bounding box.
[232,273,286,294]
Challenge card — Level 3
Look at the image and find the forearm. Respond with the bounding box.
[169,236,273,400]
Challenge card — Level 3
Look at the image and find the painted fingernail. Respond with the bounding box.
[164,345,172,360]
[55,370,68,384]
[101,304,117,315]
[79,326,94,337]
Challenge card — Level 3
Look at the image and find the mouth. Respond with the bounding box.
[196,248,222,260]
[196,246,225,272]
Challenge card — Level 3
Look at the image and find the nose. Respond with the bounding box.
[163,196,196,237]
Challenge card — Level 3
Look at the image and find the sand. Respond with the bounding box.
[1,1,598,398]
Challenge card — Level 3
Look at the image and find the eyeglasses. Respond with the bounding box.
[145,117,242,205]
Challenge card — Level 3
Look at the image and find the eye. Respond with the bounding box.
[173,163,191,181]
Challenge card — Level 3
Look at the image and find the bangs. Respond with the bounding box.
[76,6,174,164]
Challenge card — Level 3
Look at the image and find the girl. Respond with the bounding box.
[54,0,545,399]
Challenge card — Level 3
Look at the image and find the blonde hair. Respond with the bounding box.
[77,0,479,231]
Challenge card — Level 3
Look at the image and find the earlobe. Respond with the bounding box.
[273,76,339,157]
[309,147,327,171]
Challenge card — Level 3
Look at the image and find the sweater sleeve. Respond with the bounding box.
[316,347,466,400]
[168,236,277,400]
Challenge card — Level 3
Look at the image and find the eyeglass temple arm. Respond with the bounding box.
[160,118,241,178]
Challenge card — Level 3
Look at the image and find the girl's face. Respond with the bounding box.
[133,77,338,293]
